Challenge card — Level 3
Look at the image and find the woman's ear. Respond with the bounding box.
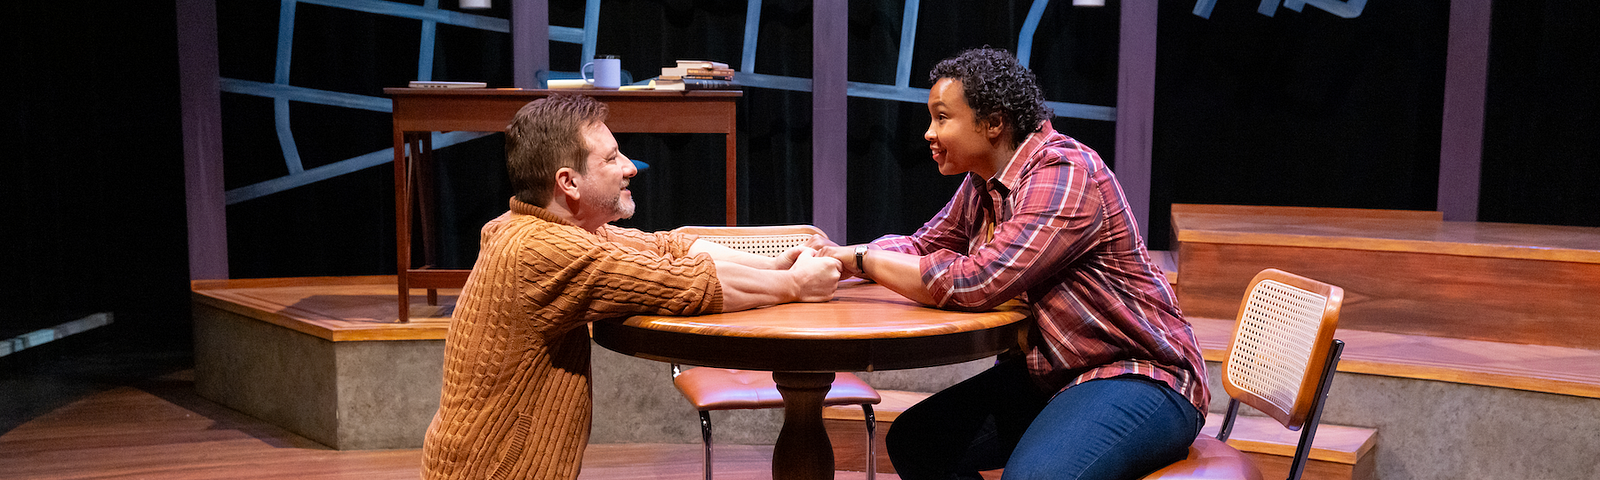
[982,112,1008,140]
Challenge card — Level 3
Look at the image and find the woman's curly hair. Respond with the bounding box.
[929,47,1052,147]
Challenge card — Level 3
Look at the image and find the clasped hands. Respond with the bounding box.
[756,235,868,303]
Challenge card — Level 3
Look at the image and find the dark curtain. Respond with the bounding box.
[2,2,189,339]
[1480,1,1600,227]
[1148,1,1450,248]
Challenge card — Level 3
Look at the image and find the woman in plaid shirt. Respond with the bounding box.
[816,48,1209,480]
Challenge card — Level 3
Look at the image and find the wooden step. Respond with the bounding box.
[1169,203,1600,350]
[822,390,929,475]
[1187,316,1600,399]
[823,391,1377,480]
[1201,413,1377,480]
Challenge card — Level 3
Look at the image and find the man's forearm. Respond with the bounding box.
[713,260,796,312]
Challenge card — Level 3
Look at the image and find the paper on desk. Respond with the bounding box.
[547,79,595,89]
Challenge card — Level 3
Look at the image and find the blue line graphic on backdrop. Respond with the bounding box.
[223,0,532,204]
[225,0,1131,204]
[1193,0,1367,19]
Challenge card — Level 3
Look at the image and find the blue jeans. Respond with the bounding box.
[885,358,1201,480]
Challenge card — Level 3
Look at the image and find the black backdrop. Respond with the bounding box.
[3,2,189,343]
[1149,1,1451,246]
[217,0,1124,273]
[3,0,1598,343]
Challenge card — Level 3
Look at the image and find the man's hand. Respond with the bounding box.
[788,249,842,303]
[772,245,808,270]
[770,235,840,270]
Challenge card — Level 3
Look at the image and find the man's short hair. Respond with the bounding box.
[506,94,609,206]
[929,47,1053,147]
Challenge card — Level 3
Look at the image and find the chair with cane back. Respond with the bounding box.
[1139,268,1346,480]
[669,225,883,480]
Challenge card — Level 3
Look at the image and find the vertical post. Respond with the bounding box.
[894,0,920,87]
[813,0,848,241]
[178,0,229,280]
[1115,0,1158,239]
[740,0,762,73]
[1438,0,1491,221]
[513,0,550,88]
[395,129,412,322]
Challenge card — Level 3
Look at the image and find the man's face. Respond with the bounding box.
[575,121,637,221]
[925,78,991,176]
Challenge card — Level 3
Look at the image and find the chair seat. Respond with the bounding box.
[1137,436,1264,480]
[674,368,881,411]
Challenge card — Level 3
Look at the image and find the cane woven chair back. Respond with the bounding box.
[675,225,825,258]
[1139,268,1345,480]
[1223,268,1344,429]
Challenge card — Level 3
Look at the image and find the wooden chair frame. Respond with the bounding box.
[1143,268,1345,480]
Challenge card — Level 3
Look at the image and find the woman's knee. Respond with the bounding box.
[1000,377,1200,480]
[884,399,937,455]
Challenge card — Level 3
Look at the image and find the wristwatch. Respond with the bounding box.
[854,245,869,275]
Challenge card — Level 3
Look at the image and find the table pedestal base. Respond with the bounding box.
[772,372,837,480]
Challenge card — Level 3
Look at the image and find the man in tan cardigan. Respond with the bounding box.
[420,94,842,480]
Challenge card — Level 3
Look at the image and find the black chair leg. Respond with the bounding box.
[699,410,713,480]
[863,404,876,480]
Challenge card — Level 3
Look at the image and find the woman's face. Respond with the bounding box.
[925,78,995,177]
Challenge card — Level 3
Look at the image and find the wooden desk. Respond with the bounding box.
[1170,204,1600,349]
[592,281,1030,480]
[386,88,742,321]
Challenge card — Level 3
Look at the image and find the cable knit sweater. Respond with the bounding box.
[421,198,724,480]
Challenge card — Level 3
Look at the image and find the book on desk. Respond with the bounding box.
[650,77,740,91]
[650,59,740,91]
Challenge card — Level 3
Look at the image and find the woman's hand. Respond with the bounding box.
[803,234,839,250]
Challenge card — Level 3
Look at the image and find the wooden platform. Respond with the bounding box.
[1164,205,1600,479]
[1191,316,1600,399]
[1196,413,1376,480]
[187,272,1600,477]
[193,275,1600,401]
[189,277,460,450]
[191,276,455,341]
[1170,203,1600,350]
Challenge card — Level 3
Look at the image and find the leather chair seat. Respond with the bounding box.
[674,368,881,411]
[1137,433,1265,480]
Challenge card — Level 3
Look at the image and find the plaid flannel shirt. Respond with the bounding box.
[871,121,1209,413]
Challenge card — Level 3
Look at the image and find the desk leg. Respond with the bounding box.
[772,371,836,480]
[412,134,439,306]
[393,129,411,323]
[725,130,737,226]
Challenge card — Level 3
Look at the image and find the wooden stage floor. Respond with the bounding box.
[0,369,887,480]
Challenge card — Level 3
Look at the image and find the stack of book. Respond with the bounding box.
[651,60,739,91]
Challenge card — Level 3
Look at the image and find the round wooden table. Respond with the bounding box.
[591,280,1031,480]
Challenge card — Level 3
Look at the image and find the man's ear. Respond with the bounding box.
[554,167,581,201]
